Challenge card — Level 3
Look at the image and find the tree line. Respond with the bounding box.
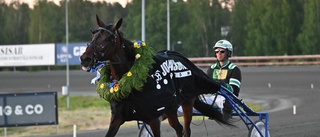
[0,0,319,58]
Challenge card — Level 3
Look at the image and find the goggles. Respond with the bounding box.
[215,49,226,54]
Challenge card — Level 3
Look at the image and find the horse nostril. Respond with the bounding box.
[80,56,92,63]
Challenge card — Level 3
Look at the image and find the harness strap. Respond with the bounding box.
[98,27,117,38]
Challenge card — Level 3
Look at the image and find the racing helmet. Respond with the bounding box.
[213,40,233,57]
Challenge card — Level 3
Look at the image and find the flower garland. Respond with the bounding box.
[96,41,156,102]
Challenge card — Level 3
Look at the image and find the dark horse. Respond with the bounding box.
[80,15,233,137]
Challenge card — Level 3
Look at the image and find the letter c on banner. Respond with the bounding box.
[25,104,34,115]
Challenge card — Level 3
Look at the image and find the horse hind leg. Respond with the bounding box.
[165,109,184,137]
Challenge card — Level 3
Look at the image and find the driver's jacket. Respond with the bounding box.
[207,60,242,96]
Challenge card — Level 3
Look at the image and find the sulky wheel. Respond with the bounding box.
[248,120,270,137]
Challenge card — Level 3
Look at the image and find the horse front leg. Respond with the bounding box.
[181,98,195,137]
[165,109,184,137]
[145,118,161,137]
[105,114,125,137]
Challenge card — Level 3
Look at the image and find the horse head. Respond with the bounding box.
[80,15,124,72]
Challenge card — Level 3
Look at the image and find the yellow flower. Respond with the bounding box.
[135,54,141,59]
[142,42,147,46]
[114,84,119,92]
[110,88,114,93]
[127,71,132,77]
[100,83,105,89]
[134,42,141,48]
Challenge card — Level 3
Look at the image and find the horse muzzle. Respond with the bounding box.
[80,56,93,72]
[81,66,91,72]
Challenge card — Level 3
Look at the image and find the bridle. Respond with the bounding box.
[87,26,119,65]
[87,26,134,67]
[87,26,135,80]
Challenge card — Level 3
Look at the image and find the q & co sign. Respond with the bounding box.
[0,92,58,127]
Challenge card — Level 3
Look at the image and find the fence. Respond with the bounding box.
[188,55,320,67]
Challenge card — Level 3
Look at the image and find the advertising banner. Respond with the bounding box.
[0,44,55,67]
[0,92,58,127]
[56,43,87,65]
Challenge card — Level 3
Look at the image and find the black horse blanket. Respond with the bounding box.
[111,50,222,121]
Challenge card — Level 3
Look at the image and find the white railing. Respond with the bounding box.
[188,55,320,67]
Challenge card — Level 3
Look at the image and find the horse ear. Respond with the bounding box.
[96,14,106,28]
[114,18,123,30]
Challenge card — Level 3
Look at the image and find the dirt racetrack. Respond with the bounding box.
[1,65,319,137]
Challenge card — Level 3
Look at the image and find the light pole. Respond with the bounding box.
[167,0,170,50]
[65,0,70,109]
[142,0,145,41]
[167,0,178,51]
[172,40,182,51]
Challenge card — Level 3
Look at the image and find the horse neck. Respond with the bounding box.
[109,39,135,80]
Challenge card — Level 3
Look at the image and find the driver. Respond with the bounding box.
[207,39,242,121]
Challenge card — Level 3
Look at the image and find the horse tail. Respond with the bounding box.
[193,98,236,127]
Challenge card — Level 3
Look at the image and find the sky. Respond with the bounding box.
[5,0,130,8]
